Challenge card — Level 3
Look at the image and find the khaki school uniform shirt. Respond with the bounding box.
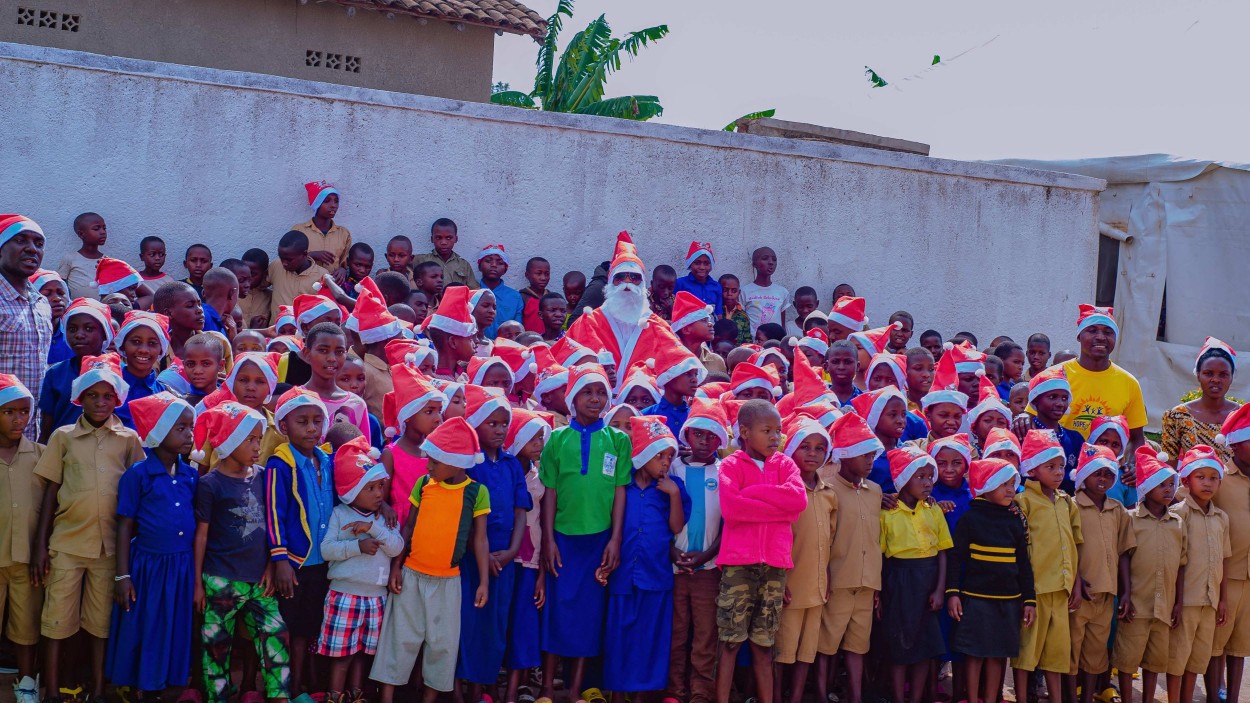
[34,415,145,559]
[413,251,479,289]
[788,479,838,608]
[1213,464,1250,580]
[0,438,44,566]
[267,260,331,320]
[240,287,272,328]
[699,344,727,375]
[1016,479,1083,594]
[290,219,353,270]
[1126,504,1187,620]
[362,353,393,420]
[829,472,882,590]
[1075,492,1135,595]
[1176,495,1231,607]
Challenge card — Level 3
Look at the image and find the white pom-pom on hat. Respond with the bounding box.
[582,307,593,315]
[367,447,381,461]
[1157,451,1170,463]
[645,358,656,369]
[891,321,903,330]
[528,362,538,373]
[405,352,416,365]
[384,426,397,439]
[943,341,954,350]
[190,449,206,463]
[1215,434,1228,447]
[974,368,985,377]
[312,281,323,292]
[786,337,799,346]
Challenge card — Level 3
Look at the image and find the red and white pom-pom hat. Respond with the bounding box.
[225,352,280,401]
[1196,336,1237,374]
[274,305,296,332]
[532,346,570,399]
[96,257,142,296]
[0,374,32,409]
[29,269,64,292]
[984,427,1022,460]
[888,445,937,490]
[850,386,907,435]
[680,397,731,449]
[388,338,438,370]
[927,433,973,465]
[944,341,987,375]
[850,322,903,357]
[477,243,510,265]
[1088,415,1130,459]
[294,293,342,328]
[784,349,838,409]
[61,298,115,350]
[1071,443,1120,489]
[671,291,714,334]
[1027,365,1071,407]
[1220,403,1250,448]
[564,363,612,416]
[1179,444,1225,480]
[750,347,789,372]
[969,458,1018,497]
[609,231,644,279]
[190,401,265,464]
[345,278,403,345]
[828,411,884,461]
[274,387,329,436]
[1076,303,1118,337]
[787,403,843,433]
[492,338,538,384]
[828,296,866,332]
[334,435,386,503]
[967,377,1011,427]
[384,364,445,438]
[551,335,597,368]
[421,285,478,338]
[467,356,514,389]
[630,414,679,469]
[866,352,908,390]
[783,416,832,464]
[791,328,830,357]
[1019,429,1063,474]
[1134,444,1178,495]
[421,416,484,469]
[118,311,172,358]
[0,214,42,249]
[615,363,661,406]
[72,353,128,406]
[685,240,714,269]
[130,391,194,448]
[506,409,554,456]
[305,180,339,212]
[729,362,782,399]
[464,384,513,428]
[645,342,707,389]
[921,351,969,411]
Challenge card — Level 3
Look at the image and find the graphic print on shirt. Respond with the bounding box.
[230,485,266,540]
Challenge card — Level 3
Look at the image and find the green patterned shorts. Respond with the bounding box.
[716,564,787,647]
[201,575,291,703]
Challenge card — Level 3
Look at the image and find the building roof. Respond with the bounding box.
[336,0,547,40]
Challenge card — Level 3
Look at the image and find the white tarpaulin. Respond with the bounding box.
[994,155,1250,431]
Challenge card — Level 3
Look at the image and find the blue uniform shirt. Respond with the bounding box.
[48,328,72,365]
[903,411,928,442]
[467,449,533,552]
[117,452,199,554]
[115,367,167,430]
[39,356,84,432]
[868,447,896,493]
[931,479,972,535]
[673,274,723,317]
[292,445,335,566]
[642,397,690,440]
[483,283,524,339]
[837,387,863,411]
[610,474,691,594]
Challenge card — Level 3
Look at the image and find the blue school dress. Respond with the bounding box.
[105,453,198,691]
[603,475,691,693]
[115,367,167,430]
[458,450,533,684]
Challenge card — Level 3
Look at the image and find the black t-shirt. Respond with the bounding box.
[194,468,270,583]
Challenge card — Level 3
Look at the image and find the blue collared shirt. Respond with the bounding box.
[903,411,928,442]
[837,386,863,410]
[292,445,335,566]
[932,479,972,535]
[467,450,533,552]
[673,274,723,317]
[202,303,224,334]
[483,282,524,339]
[642,397,690,440]
[868,445,896,493]
[48,329,73,365]
[569,417,605,475]
[117,452,199,554]
[610,474,691,594]
[116,367,167,430]
[40,355,84,432]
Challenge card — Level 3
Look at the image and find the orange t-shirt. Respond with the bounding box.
[404,476,490,577]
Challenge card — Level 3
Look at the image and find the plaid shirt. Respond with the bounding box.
[0,274,53,440]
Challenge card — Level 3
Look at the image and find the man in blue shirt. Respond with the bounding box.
[476,245,523,339]
[673,241,723,316]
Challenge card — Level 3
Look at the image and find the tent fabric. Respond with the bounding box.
[991,155,1250,432]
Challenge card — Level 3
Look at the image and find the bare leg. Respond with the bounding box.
[774,664,784,703]
[816,654,833,703]
[983,658,1005,703]
[965,657,984,703]
[788,662,812,703]
[289,636,308,696]
[328,656,350,694]
[1117,671,1134,703]
[89,635,107,696]
[1081,671,1098,703]
[44,638,62,697]
[1165,673,1181,703]
[379,684,396,703]
[507,670,522,702]
[541,654,558,701]
[717,643,741,703]
[1140,671,1159,703]
[844,653,865,703]
[750,643,775,703]
[1014,669,1031,703]
[424,686,443,703]
[1043,672,1062,703]
[907,663,928,703]
[1226,657,1244,703]
[891,664,906,703]
[1179,671,1197,703]
[570,657,586,701]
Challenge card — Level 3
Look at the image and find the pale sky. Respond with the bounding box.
[493,0,1250,162]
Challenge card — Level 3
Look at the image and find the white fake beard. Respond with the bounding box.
[602,283,649,324]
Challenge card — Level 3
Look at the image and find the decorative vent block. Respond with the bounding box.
[305,49,360,74]
[18,8,79,31]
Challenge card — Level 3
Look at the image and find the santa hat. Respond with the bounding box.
[420,416,484,469]
[1027,365,1071,406]
[730,362,782,399]
[888,445,936,491]
[0,374,32,409]
[969,458,1018,497]
[783,416,832,464]
[72,353,128,406]
[129,391,194,448]
[828,296,867,331]
[388,338,437,369]
[696,382,730,400]
[492,338,537,384]
[1134,444,1178,496]
[506,408,554,456]
[829,411,884,460]
[565,363,612,415]
[1220,403,1250,447]
[305,180,339,212]
[607,403,641,425]
[225,352,280,400]
[787,403,843,432]
[0,214,42,250]
[533,346,570,399]
[551,335,597,368]
[1071,443,1119,488]
[274,305,296,332]
[96,257,142,296]
[750,347,789,372]
[30,269,65,292]
[1196,336,1237,374]
[866,352,908,390]
[464,385,512,428]
[1019,429,1063,475]
[850,386,906,433]
[468,356,514,389]
[782,349,838,411]
[1076,303,1118,337]
[334,435,387,503]
[344,278,402,344]
[945,341,987,375]
[431,378,466,411]
[721,398,746,438]
[609,231,645,279]
[792,328,830,357]
[967,379,1011,428]
[984,427,1022,460]
[1088,415,1130,459]
[671,291,714,334]
[927,433,973,466]
[596,349,616,367]
[680,397,730,449]
[477,243,510,265]
[1179,444,1225,480]
[685,240,714,269]
[118,311,171,358]
[615,363,661,405]
[850,322,903,357]
[294,293,342,328]
[647,343,707,389]
[921,351,969,411]
[630,415,679,469]
[421,285,478,338]
[274,387,329,435]
[267,335,303,353]
[190,402,264,464]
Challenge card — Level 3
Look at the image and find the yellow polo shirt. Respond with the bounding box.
[1016,479,1083,594]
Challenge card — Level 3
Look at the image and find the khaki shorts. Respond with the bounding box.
[818,587,875,656]
[1214,579,1250,657]
[775,605,822,665]
[1013,590,1071,673]
[1168,605,1216,676]
[0,562,43,645]
[369,569,460,692]
[41,551,114,639]
[1111,616,1170,674]
[716,564,786,648]
[1070,592,1113,674]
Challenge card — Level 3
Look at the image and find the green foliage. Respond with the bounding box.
[723,109,776,131]
[864,66,887,88]
[489,0,667,121]
[1180,389,1246,405]
[932,55,941,65]
[491,81,511,94]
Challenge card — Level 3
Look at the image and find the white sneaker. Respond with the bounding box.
[13,675,40,703]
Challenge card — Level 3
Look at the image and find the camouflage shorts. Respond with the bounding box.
[716,564,787,647]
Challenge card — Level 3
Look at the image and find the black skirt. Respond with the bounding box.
[876,556,946,665]
[949,595,1022,658]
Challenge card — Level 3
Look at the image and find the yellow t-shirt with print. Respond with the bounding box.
[1059,359,1148,437]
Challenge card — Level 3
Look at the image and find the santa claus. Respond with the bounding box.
[565,232,684,389]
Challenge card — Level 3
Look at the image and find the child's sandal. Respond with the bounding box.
[581,689,608,703]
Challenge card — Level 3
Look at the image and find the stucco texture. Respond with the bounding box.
[0,43,1103,347]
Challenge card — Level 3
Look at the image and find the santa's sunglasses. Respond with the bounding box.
[612,272,643,285]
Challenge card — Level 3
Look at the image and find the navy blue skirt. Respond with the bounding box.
[457,558,516,684]
[507,566,542,670]
[603,589,673,692]
[541,530,610,658]
[105,547,195,690]
[876,556,945,665]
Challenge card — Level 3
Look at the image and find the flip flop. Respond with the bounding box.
[1094,687,1122,703]
[582,689,608,703]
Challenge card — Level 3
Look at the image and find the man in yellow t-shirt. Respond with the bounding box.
[1060,305,1148,449]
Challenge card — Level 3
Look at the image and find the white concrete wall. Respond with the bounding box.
[0,42,1104,347]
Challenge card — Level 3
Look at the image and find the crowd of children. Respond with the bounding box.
[0,189,1246,703]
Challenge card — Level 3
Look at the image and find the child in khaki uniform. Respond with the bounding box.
[1212,402,1250,702]
[1068,444,1135,703]
[0,376,45,690]
[32,355,146,703]
[1168,445,1231,703]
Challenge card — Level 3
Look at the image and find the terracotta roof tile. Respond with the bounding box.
[335,0,546,40]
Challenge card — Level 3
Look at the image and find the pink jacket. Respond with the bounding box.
[717,450,808,568]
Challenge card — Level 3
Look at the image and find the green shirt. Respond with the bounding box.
[539,421,632,535]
